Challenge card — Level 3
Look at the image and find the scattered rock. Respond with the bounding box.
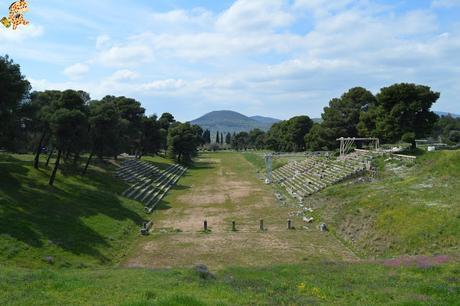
[320,223,328,232]
[195,264,215,280]
[43,256,55,265]
[303,217,314,223]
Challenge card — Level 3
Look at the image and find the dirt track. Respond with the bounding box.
[124,153,357,269]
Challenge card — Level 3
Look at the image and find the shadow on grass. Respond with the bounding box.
[155,199,172,211]
[0,154,145,264]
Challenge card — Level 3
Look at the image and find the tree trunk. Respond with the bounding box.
[49,149,62,186]
[45,147,54,167]
[73,152,80,165]
[33,131,47,169]
[82,150,94,176]
[411,140,416,150]
[138,149,145,160]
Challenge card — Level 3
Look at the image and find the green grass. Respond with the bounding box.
[0,153,149,268]
[1,151,459,305]
[141,154,174,170]
[309,150,460,257]
[0,260,458,305]
[242,152,287,171]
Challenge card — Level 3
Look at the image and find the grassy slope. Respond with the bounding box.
[0,261,458,305]
[1,151,459,305]
[0,153,160,268]
[242,152,287,171]
[308,150,460,257]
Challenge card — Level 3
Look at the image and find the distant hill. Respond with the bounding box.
[190,110,277,134]
[312,118,323,124]
[435,111,460,118]
[249,116,281,125]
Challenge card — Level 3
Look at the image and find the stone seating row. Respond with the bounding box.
[273,155,367,200]
[117,160,187,213]
[116,159,160,183]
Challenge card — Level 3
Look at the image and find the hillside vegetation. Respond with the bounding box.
[0,153,154,268]
[309,150,460,257]
[1,261,458,305]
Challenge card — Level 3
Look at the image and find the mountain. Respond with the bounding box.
[435,111,460,118]
[312,118,323,124]
[249,116,281,125]
[190,110,277,134]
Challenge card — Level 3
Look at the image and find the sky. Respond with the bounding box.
[1,0,460,121]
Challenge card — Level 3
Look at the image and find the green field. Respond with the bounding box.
[0,151,459,305]
[1,261,458,305]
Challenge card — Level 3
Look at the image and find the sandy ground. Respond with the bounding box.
[124,153,357,269]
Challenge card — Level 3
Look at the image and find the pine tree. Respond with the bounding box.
[202,129,211,144]
[215,131,220,144]
[225,132,231,144]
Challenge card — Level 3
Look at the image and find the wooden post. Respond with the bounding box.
[232,221,236,232]
[288,219,292,230]
[260,219,264,231]
[204,220,208,231]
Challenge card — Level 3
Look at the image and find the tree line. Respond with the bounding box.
[228,86,454,151]
[2,54,458,180]
[0,55,203,185]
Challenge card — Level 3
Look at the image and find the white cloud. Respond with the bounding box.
[96,35,111,49]
[17,1,460,119]
[0,24,44,43]
[216,0,293,32]
[142,79,186,91]
[63,63,89,80]
[98,45,154,67]
[294,0,355,16]
[149,8,214,31]
[107,69,140,82]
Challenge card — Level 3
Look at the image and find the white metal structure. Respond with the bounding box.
[337,137,380,157]
[264,154,273,184]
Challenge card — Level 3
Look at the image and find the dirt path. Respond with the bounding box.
[124,153,357,269]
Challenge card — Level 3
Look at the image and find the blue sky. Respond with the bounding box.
[1,0,459,121]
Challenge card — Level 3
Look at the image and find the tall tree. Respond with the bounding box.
[28,90,62,168]
[139,115,162,158]
[231,132,249,151]
[83,100,121,175]
[287,116,313,151]
[167,123,202,163]
[102,96,145,156]
[373,83,439,148]
[266,115,313,152]
[215,131,220,144]
[0,55,31,150]
[158,112,176,151]
[248,129,266,149]
[225,132,231,145]
[320,87,376,149]
[48,109,88,185]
